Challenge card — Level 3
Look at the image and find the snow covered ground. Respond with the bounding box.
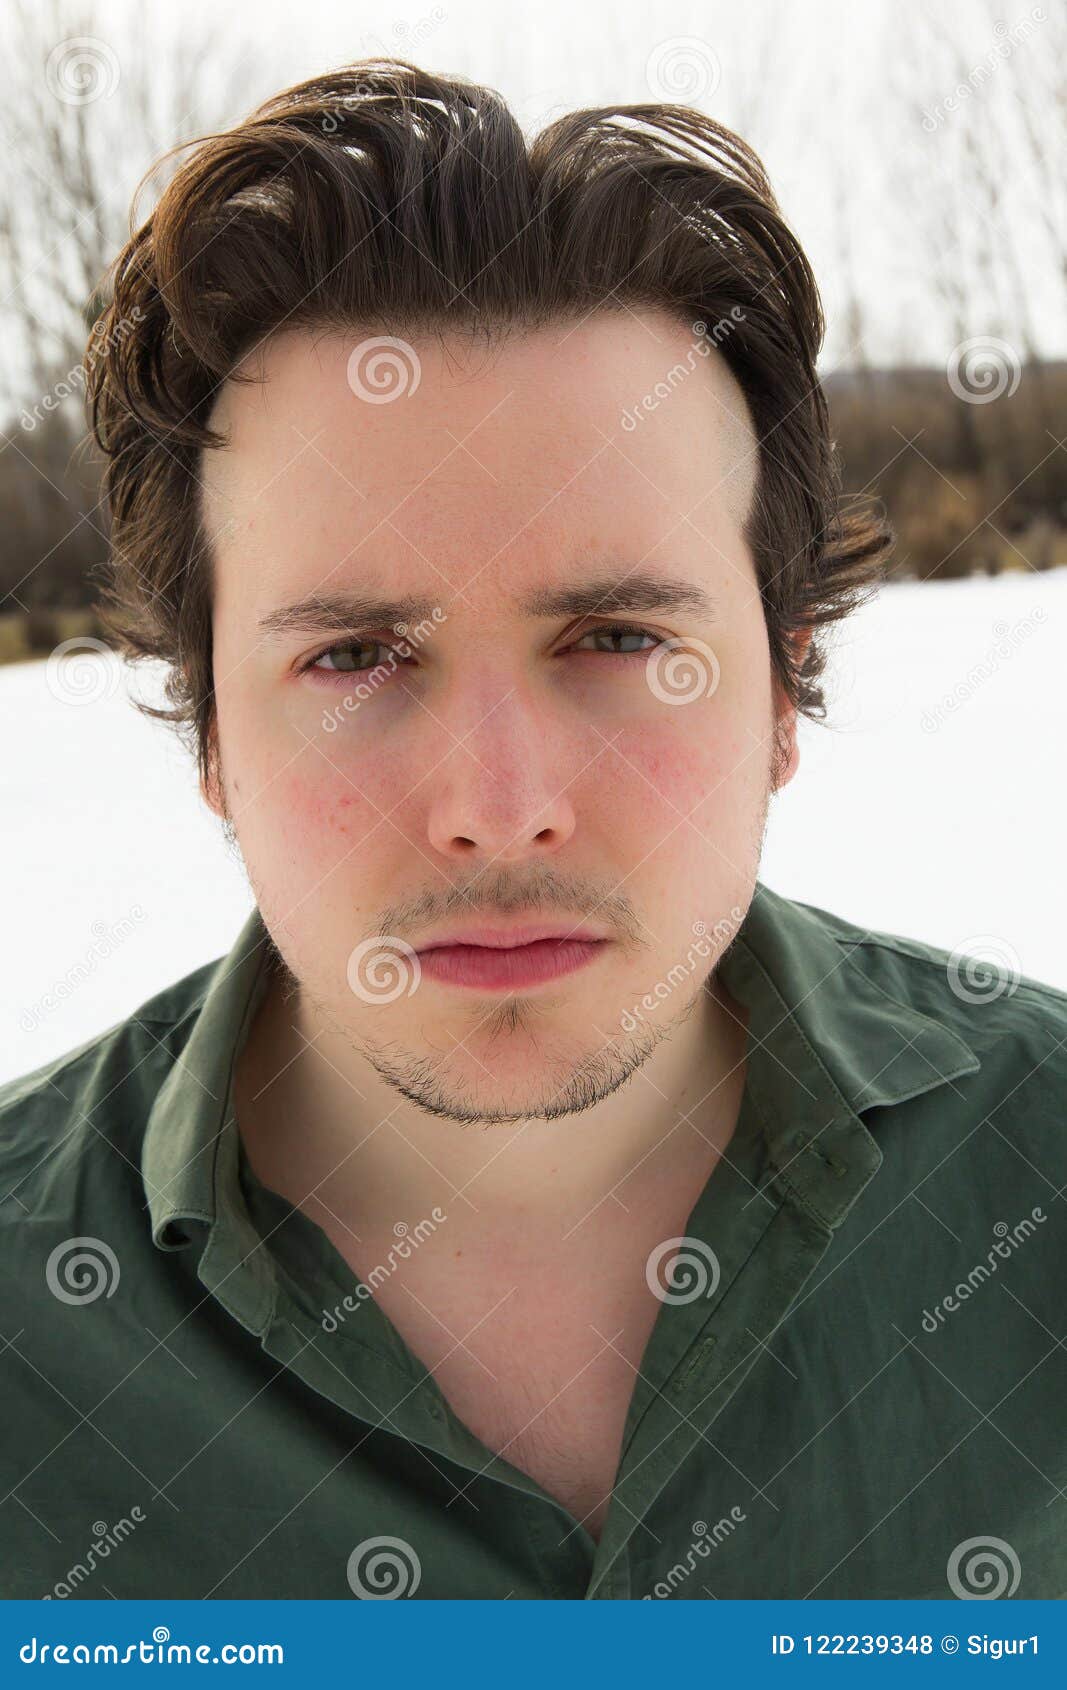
[3,567,1064,1086]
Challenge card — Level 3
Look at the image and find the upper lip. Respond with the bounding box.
[416,920,610,952]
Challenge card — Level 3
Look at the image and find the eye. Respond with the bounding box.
[302,638,408,677]
[568,622,664,657]
[298,620,667,683]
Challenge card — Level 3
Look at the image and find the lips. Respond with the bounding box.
[416,921,608,952]
[415,934,608,991]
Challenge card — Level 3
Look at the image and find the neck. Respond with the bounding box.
[234,962,750,1248]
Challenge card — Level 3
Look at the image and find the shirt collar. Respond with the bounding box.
[715,880,980,1231]
[141,902,277,1332]
[141,882,981,1280]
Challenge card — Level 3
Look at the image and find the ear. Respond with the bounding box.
[199,716,226,820]
[770,627,814,793]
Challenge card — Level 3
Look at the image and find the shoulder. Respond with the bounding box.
[0,955,220,1242]
[787,891,1067,1165]
[821,898,1065,1075]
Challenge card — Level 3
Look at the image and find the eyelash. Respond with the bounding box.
[298,621,667,681]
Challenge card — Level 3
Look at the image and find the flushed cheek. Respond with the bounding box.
[593,720,747,812]
[253,769,390,867]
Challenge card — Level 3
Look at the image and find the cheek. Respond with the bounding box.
[597,718,752,812]
[594,716,767,907]
[245,765,392,877]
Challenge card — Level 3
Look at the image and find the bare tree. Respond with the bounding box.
[0,0,275,616]
[0,0,273,416]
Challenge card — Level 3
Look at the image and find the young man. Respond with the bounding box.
[2,61,1064,1602]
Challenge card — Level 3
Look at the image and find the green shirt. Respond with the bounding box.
[2,881,1065,1601]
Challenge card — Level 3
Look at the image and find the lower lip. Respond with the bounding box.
[416,937,607,990]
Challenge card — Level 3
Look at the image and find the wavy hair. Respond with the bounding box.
[85,58,893,794]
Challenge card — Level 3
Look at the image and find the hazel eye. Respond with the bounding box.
[306,639,397,675]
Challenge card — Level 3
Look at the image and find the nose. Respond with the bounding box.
[425,686,577,863]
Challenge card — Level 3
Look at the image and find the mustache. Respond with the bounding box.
[376,871,643,943]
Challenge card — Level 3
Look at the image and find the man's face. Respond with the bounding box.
[200,308,802,1122]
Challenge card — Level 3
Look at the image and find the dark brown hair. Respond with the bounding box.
[85,58,893,797]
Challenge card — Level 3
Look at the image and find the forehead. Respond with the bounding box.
[199,308,759,610]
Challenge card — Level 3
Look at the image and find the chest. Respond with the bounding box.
[326,1229,666,1543]
[429,1325,649,1542]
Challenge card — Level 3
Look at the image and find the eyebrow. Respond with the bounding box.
[257,572,718,637]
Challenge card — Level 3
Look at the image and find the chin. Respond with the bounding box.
[360,1019,658,1128]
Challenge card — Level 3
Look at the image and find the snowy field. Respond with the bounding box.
[3,567,1064,1087]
